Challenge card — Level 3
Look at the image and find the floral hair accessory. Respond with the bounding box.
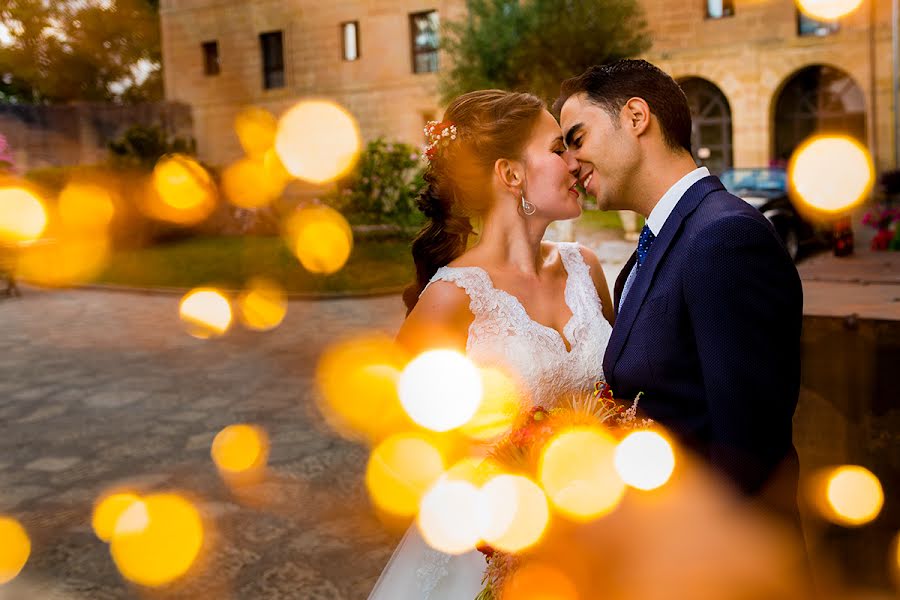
[424,120,458,162]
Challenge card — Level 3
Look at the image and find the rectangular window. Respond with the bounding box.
[410,11,439,74]
[342,21,359,61]
[798,10,839,36]
[705,0,734,19]
[202,41,219,76]
[260,31,285,89]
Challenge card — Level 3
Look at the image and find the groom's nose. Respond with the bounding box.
[563,150,580,176]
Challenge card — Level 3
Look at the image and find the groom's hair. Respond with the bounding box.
[553,59,693,155]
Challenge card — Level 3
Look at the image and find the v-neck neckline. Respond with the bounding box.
[465,259,577,354]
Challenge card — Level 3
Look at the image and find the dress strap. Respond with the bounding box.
[423,266,497,318]
[556,242,604,315]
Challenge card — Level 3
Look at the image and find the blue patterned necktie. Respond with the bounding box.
[636,225,656,268]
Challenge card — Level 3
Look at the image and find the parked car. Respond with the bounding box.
[719,167,823,261]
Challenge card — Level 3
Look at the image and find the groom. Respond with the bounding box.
[555,60,803,510]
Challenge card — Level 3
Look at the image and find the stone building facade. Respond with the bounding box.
[159,0,897,176]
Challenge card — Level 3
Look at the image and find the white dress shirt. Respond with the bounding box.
[618,167,711,310]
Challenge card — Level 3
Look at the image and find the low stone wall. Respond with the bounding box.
[796,315,900,589]
[0,102,193,172]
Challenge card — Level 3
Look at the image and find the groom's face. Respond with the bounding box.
[560,93,636,211]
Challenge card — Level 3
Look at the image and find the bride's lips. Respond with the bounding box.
[568,182,579,197]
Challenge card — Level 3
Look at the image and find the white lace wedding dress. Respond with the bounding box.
[368,242,613,600]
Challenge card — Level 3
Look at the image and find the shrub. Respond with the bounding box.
[326,138,426,227]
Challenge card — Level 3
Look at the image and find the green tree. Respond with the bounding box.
[440,0,651,103]
[0,0,162,104]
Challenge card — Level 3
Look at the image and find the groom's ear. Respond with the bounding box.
[622,97,651,138]
[494,158,524,192]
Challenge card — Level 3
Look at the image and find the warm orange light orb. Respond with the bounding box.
[92,491,142,542]
[796,0,863,21]
[149,154,217,225]
[539,427,626,521]
[234,106,278,158]
[459,367,521,441]
[315,335,411,442]
[16,237,110,287]
[480,474,549,553]
[0,186,47,244]
[417,479,484,555]
[824,465,884,526]
[179,288,233,339]
[788,135,874,216]
[211,424,269,474]
[398,349,483,432]
[110,493,204,588]
[614,431,676,491]
[274,100,362,184]
[502,562,579,600]
[237,278,287,331]
[0,516,30,585]
[365,434,445,516]
[285,205,353,275]
[59,181,116,232]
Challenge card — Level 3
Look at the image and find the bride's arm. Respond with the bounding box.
[396,281,474,356]
[578,245,615,326]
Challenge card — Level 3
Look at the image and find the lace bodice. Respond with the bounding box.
[423,242,611,409]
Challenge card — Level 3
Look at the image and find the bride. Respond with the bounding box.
[369,89,615,599]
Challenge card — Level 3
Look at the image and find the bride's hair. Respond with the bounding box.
[403,89,544,313]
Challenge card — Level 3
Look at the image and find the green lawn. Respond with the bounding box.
[95,236,414,294]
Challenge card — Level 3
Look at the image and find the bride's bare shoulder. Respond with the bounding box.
[397,278,473,353]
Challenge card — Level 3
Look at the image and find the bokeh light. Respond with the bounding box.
[796,0,863,21]
[0,185,47,244]
[459,367,521,441]
[0,516,30,585]
[284,205,353,275]
[480,474,549,553]
[824,465,884,526]
[788,135,874,216]
[16,237,110,287]
[315,334,412,442]
[366,434,445,517]
[274,100,362,184]
[237,278,287,331]
[442,456,506,488]
[221,157,285,209]
[234,106,278,159]
[146,154,217,225]
[417,478,484,555]
[502,562,579,600]
[211,424,269,474]
[92,491,142,542]
[58,180,117,232]
[398,349,483,432]
[614,431,676,491]
[179,288,233,339]
[110,493,204,588]
[539,427,626,521]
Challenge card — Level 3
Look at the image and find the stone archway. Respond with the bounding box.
[679,77,734,175]
[773,65,866,163]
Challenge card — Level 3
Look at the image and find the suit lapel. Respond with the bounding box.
[614,251,637,316]
[605,176,725,376]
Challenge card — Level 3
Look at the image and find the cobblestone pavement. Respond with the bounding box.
[0,289,406,600]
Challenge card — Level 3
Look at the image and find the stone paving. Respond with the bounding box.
[0,289,405,599]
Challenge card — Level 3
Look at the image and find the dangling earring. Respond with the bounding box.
[520,193,536,216]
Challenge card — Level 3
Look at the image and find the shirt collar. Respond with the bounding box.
[646,167,710,236]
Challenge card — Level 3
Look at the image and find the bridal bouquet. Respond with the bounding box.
[475,382,651,600]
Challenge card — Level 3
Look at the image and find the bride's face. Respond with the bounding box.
[519,110,582,220]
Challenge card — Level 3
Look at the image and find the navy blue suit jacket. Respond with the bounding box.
[603,176,803,496]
